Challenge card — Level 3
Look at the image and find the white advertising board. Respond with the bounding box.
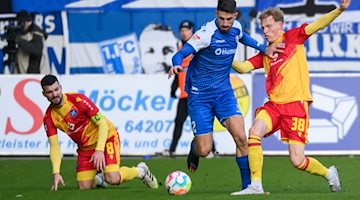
[0,74,253,156]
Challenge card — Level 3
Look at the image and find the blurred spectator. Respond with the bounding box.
[237,9,250,34]
[14,10,49,74]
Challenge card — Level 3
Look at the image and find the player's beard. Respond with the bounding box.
[220,26,230,33]
[51,94,63,107]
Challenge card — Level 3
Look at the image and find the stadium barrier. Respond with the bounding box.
[0,74,359,156]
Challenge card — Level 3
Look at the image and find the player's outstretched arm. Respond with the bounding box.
[339,0,351,12]
[305,0,351,35]
[232,60,255,74]
[169,44,194,79]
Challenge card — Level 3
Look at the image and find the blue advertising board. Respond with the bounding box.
[253,0,360,71]
[3,0,359,74]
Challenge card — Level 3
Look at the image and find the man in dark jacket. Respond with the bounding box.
[15,10,49,74]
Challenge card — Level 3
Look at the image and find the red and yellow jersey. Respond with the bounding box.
[43,93,117,150]
[232,8,342,104]
[231,9,343,104]
[248,24,312,104]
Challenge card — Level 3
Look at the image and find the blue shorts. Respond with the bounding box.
[188,89,242,135]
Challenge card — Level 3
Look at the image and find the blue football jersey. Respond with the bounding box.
[185,19,244,96]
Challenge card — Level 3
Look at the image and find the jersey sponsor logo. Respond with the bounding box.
[70,109,78,117]
[214,48,236,56]
[193,34,201,40]
[270,58,284,66]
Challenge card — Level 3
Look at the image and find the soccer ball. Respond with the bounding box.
[165,171,192,195]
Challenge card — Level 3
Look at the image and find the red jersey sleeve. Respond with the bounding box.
[43,108,57,137]
[248,53,264,69]
[284,24,310,44]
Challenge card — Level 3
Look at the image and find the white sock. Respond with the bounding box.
[137,167,145,179]
[95,174,103,186]
[326,170,334,181]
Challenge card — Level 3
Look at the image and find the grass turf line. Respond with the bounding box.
[0,156,359,200]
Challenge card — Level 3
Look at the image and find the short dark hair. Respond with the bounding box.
[41,74,58,88]
[217,0,237,13]
[179,20,194,32]
[16,10,32,21]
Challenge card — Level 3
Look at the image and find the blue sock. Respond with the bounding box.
[236,156,251,189]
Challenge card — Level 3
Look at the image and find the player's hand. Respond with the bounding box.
[51,173,65,191]
[90,150,106,171]
[264,43,285,59]
[339,0,351,12]
[168,66,183,79]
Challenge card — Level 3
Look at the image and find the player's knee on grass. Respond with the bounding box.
[78,180,94,189]
[77,170,97,189]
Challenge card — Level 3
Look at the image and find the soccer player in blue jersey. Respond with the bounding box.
[168,0,284,192]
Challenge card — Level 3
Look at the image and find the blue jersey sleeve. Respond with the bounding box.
[239,32,266,53]
[172,43,196,66]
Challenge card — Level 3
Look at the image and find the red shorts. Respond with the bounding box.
[255,101,309,145]
[76,134,121,173]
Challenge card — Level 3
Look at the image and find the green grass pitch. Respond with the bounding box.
[0,156,359,200]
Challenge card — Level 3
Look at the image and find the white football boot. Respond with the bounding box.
[327,166,341,192]
[231,184,269,195]
[137,162,158,189]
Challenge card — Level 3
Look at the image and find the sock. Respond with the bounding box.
[248,135,263,183]
[251,181,263,190]
[191,140,197,156]
[92,174,102,188]
[297,157,329,178]
[119,166,140,184]
[236,155,251,189]
[326,170,335,181]
[137,166,145,178]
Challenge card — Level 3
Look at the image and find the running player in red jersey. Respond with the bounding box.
[230,0,351,195]
[41,75,158,191]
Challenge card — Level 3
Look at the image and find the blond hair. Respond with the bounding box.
[259,7,284,23]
